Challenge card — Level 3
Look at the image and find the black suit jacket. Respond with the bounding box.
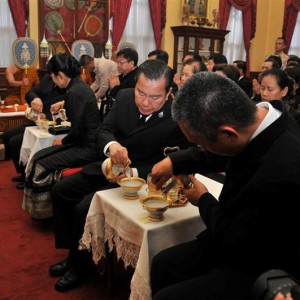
[83,88,189,178]
[108,67,138,99]
[238,76,253,97]
[169,100,300,278]
[25,74,67,120]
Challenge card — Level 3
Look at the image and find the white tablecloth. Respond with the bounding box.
[20,126,66,171]
[81,174,223,300]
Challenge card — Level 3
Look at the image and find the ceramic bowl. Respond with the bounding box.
[140,195,171,222]
[35,119,46,129]
[117,177,146,200]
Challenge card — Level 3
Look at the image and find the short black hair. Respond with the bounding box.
[47,53,81,78]
[137,59,173,92]
[148,49,169,64]
[267,55,282,69]
[78,54,93,67]
[233,60,247,74]
[208,53,228,65]
[117,48,139,66]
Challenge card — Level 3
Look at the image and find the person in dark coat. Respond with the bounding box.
[49,59,189,292]
[23,54,100,220]
[101,47,139,120]
[2,73,67,189]
[150,72,300,300]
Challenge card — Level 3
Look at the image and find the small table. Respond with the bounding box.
[0,111,26,133]
[81,174,223,300]
[20,126,66,171]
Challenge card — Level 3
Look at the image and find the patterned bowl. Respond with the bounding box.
[117,177,146,200]
[140,195,171,222]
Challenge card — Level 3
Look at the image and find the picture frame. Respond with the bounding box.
[187,0,208,18]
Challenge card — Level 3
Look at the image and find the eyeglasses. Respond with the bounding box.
[117,60,129,65]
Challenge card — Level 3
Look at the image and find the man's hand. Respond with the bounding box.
[184,175,208,206]
[151,157,174,190]
[252,78,261,95]
[31,98,43,113]
[108,73,120,89]
[52,138,63,146]
[109,143,129,166]
[51,101,64,114]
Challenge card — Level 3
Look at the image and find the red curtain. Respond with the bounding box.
[219,0,257,77]
[110,0,133,50]
[8,0,29,37]
[148,0,167,49]
[282,0,300,52]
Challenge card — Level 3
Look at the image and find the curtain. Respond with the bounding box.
[0,1,18,66]
[111,0,132,49]
[223,8,246,63]
[282,0,300,52]
[120,0,156,64]
[7,0,28,37]
[219,0,257,77]
[148,0,166,49]
[288,12,300,55]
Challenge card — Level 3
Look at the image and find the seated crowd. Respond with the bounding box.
[2,36,300,300]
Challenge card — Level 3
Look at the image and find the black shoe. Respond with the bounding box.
[55,268,82,292]
[12,175,23,182]
[49,260,68,277]
[16,182,25,190]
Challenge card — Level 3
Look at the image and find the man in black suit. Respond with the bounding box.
[102,47,139,120]
[49,59,189,292]
[150,72,300,300]
[2,73,66,189]
[233,60,253,97]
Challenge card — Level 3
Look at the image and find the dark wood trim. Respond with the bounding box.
[0,68,8,100]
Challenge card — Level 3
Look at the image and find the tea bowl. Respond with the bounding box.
[140,195,171,222]
[117,177,146,200]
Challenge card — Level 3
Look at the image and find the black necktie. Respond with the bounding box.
[138,114,147,125]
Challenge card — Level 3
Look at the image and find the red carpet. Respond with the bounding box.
[0,160,131,300]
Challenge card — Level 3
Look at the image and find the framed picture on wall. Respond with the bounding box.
[38,0,109,68]
[188,0,208,18]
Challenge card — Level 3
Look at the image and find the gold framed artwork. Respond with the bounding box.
[188,0,208,18]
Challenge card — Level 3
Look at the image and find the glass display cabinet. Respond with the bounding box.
[171,25,230,74]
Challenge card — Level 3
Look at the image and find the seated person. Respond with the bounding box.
[148,49,169,64]
[206,53,228,72]
[251,57,281,103]
[150,72,300,300]
[287,55,300,68]
[4,64,39,105]
[22,53,101,220]
[49,59,189,292]
[213,63,240,83]
[232,60,253,97]
[79,51,117,101]
[102,47,139,119]
[285,66,300,111]
[2,73,67,190]
[182,51,207,71]
[176,58,202,89]
[80,66,94,85]
[259,68,300,125]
